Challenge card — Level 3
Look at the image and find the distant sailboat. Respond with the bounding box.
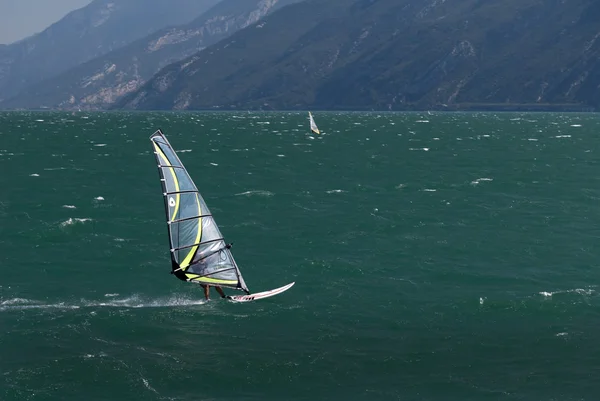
[308,111,320,135]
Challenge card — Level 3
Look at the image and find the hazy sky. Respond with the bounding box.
[0,0,92,44]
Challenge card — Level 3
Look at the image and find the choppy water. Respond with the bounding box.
[1,111,600,401]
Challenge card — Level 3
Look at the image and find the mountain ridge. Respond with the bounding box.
[0,0,220,102]
[1,0,301,110]
[116,0,600,111]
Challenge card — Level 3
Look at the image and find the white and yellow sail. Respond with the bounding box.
[150,130,249,293]
[308,111,320,135]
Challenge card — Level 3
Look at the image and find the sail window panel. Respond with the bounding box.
[172,219,201,260]
[154,141,182,167]
[200,216,224,244]
[192,240,225,266]
[187,246,238,282]
[171,192,201,221]
[173,168,196,192]
[196,194,212,216]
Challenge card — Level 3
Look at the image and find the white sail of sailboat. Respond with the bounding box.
[149,129,294,302]
[308,111,320,135]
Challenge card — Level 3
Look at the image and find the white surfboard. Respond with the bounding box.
[227,282,295,302]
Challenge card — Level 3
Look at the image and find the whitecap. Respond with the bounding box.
[235,190,274,197]
[60,218,92,227]
[471,178,493,185]
[538,288,594,297]
[83,353,107,359]
[1,298,35,306]
[142,377,160,395]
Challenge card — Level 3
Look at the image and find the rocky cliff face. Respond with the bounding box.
[1,0,301,110]
[0,0,219,102]
[117,0,600,111]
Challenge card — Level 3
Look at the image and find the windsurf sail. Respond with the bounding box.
[308,112,320,135]
[150,129,250,294]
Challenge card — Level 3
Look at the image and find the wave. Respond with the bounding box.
[60,217,92,227]
[538,288,595,298]
[235,190,274,197]
[471,178,493,185]
[0,294,208,312]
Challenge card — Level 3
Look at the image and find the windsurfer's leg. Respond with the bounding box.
[215,286,226,298]
[201,284,210,300]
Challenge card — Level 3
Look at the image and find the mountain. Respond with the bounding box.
[1,0,302,111]
[115,0,600,111]
[0,0,220,102]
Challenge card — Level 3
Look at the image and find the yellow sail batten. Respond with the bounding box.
[180,194,202,269]
[185,274,238,285]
